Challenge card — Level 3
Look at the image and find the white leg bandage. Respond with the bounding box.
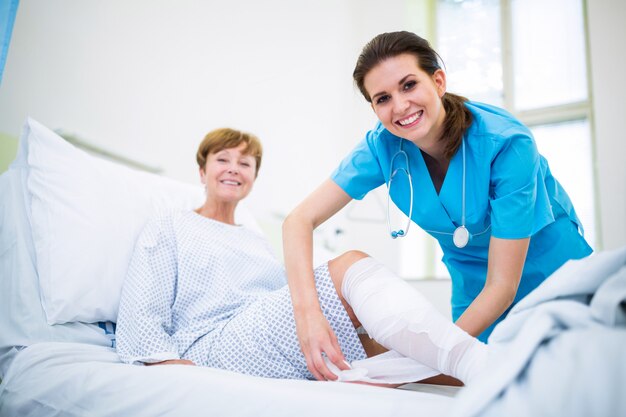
[324,349,440,385]
[342,257,487,384]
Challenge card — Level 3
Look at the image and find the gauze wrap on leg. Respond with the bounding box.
[323,349,440,384]
[342,257,487,384]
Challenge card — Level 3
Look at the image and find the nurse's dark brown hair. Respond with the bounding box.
[353,31,472,160]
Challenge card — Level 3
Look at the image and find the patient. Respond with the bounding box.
[116,128,486,385]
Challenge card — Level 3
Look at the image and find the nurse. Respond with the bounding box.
[282,31,592,380]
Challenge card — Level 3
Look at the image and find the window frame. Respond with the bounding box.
[500,0,601,249]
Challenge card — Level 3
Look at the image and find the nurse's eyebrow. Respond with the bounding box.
[370,74,414,101]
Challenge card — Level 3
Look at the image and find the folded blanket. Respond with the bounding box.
[451,246,626,417]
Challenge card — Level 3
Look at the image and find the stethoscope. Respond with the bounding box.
[387,138,471,249]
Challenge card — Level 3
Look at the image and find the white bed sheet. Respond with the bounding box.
[0,342,456,417]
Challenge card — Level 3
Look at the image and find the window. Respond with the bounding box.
[437,0,502,106]
[510,0,588,110]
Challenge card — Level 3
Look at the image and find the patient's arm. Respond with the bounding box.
[116,214,181,364]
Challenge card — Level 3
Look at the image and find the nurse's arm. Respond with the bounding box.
[283,179,353,381]
[454,236,530,338]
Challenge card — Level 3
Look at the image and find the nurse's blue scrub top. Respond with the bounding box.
[331,101,592,342]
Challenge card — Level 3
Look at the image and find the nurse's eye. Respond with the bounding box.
[375,94,390,105]
[217,158,228,163]
[403,80,417,91]
[240,161,251,167]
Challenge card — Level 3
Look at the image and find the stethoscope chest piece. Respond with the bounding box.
[453,226,470,249]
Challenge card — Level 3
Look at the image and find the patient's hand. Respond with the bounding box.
[145,359,196,366]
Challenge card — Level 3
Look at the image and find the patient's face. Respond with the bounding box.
[201,143,257,204]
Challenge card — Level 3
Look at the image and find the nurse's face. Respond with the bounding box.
[364,53,447,152]
[200,143,257,204]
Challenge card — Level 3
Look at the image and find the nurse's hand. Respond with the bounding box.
[295,310,349,381]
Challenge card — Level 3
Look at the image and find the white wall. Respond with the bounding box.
[0,0,422,265]
[586,0,626,251]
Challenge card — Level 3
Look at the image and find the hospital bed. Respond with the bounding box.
[0,118,625,417]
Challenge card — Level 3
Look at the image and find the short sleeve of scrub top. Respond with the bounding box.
[331,122,388,200]
[486,125,555,239]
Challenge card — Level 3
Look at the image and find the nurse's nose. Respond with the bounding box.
[393,97,411,114]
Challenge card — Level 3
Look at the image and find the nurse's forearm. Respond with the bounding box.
[455,236,529,337]
[282,179,353,311]
[282,182,354,380]
[282,211,320,314]
[454,283,517,337]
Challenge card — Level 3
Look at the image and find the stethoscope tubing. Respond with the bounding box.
[387,145,413,239]
[386,138,474,248]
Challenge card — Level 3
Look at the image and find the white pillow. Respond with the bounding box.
[1,143,127,379]
[23,117,260,324]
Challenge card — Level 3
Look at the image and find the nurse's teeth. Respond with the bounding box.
[399,111,422,126]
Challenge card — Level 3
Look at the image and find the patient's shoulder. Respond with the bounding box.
[135,208,182,247]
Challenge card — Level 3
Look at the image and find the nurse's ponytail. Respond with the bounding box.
[353,31,472,160]
[440,92,473,159]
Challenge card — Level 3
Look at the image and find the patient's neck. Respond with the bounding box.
[195,200,237,225]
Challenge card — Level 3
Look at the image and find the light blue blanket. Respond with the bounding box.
[452,246,626,417]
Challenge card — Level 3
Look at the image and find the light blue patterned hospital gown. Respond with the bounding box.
[116,209,366,379]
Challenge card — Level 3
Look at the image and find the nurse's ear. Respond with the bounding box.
[432,69,447,98]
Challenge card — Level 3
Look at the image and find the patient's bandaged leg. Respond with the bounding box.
[342,257,487,384]
[324,350,440,384]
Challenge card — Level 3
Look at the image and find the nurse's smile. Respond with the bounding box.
[396,110,424,127]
